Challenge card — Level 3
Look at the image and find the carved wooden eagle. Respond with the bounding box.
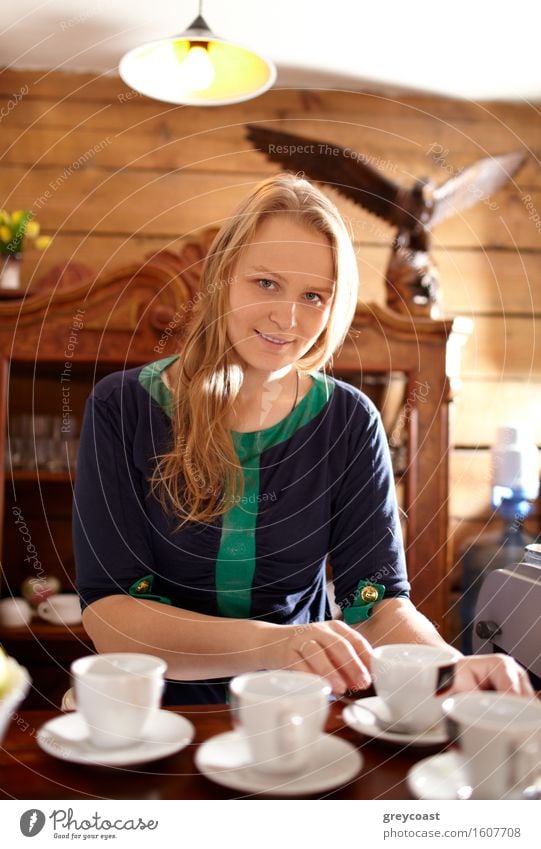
[245,124,527,317]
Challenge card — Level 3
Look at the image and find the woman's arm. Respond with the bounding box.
[82,594,375,692]
[84,593,534,696]
[83,595,279,680]
[354,597,457,653]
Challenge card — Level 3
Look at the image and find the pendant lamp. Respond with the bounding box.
[119,1,276,107]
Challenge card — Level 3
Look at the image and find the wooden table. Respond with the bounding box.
[0,703,447,799]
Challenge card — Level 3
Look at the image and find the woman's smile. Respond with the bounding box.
[255,329,294,348]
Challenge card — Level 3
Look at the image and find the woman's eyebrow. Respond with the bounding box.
[248,265,334,294]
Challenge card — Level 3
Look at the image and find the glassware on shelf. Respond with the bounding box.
[5,435,25,470]
[5,413,79,473]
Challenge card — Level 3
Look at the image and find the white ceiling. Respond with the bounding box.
[2,0,541,102]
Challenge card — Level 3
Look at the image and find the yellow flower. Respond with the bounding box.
[0,209,51,254]
[25,220,40,239]
[11,210,27,227]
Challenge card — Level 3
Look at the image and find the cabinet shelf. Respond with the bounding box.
[0,621,87,642]
[6,471,75,483]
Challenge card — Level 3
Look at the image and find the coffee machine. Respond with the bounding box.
[472,544,541,688]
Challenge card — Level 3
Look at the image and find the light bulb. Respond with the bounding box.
[176,45,215,92]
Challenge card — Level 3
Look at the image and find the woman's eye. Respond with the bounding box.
[257,278,276,290]
[304,292,323,304]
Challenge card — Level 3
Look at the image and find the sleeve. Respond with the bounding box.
[328,397,410,623]
[73,392,157,610]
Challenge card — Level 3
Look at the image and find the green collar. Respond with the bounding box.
[138,354,178,419]
[138,354,335,455]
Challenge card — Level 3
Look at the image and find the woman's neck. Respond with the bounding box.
[161,357,311,433]
[227,368,300,432]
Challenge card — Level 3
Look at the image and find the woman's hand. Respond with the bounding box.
[267,620,374,695]
[452,654,534,697]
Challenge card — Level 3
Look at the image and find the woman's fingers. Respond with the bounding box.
[296,638,350,694]
[453,655,535,696]
[518,666,535,696]
[452,660,488,693]
[318,631,372,690]
[487,655,534,696]
[290,623,372,692]
[488,658,522,695]
[331,620,375,673]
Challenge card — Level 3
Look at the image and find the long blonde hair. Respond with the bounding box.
[149,173,359,527]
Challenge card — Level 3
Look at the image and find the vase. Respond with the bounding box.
[0,254,22,291]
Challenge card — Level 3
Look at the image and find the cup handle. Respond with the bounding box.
[435,663,456,696]
[277,707,306,772]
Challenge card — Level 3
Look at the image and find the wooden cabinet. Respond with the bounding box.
[0,232,467,706]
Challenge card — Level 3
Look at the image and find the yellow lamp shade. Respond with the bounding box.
[119,24,276,106]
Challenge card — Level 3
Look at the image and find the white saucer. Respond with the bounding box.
[195,730,362,796]
[342,697,448,745]
[37,709,194,767]
[407,751,472,800]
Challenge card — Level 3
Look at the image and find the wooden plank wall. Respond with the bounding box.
[1,68,540,593]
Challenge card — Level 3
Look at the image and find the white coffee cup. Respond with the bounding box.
[37,594,82,625]
[0,597,32,628]
[71,653,166,749]
[443,692,541,799]
[229,670,331,774]
[372,643,457,733]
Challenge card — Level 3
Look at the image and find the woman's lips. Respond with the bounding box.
[255,330,293,347]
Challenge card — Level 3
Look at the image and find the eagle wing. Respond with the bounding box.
[430,150,528,227]
[246,123,402,225]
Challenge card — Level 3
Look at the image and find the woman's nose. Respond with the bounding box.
[269,301,297,330]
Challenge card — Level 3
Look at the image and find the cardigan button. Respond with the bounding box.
[360,585,379,603]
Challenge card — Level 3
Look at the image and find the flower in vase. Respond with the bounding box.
[0,209,52,257]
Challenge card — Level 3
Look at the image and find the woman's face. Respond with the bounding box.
[226,216,335,376]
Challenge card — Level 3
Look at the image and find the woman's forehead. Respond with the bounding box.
[251,215,330,247]
[236,218,334,278]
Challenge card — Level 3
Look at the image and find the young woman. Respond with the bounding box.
[75,174,532,704]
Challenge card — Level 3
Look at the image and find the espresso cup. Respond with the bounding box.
[37,594,82,625]
[0,597,32,628]
[443,692,541,799]
[71,653,166,749]
[229,670,331,774]
[372,643,457,733]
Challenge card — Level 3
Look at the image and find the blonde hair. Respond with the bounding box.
[149,173,359,527]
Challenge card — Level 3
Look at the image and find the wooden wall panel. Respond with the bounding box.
[435,249,541,314]
[458,317,541,378]
[2,118,540,189]
[1,163,539,249]
[452,380,541,445]
[0,69,537,127]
